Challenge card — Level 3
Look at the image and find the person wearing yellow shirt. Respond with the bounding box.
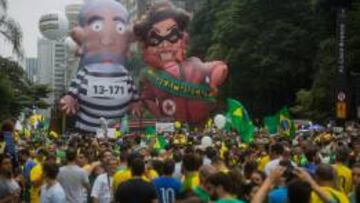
[182,154,202,193]
[113,153,157,192]
[29,149,47,203]
[333,147,352,194]
[310,164,349,203]
[257,152,270,172]
[30,154,57,203]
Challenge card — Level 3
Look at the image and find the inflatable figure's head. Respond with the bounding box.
[73,0,130,65]
[134,3,191,69]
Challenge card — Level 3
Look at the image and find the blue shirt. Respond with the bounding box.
[152,176,182,203]
[268,187,288,203]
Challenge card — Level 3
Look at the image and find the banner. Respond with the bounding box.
[156,122,175,133]
[144,69,216,101]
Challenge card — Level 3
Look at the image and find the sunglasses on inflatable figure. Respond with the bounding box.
[146,27,183,46]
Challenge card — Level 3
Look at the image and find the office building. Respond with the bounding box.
[25,58,38,82]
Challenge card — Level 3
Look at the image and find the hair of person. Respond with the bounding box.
[119,151,129,163]
[228,169,245,198]
[19,148,30,157]
[199,164,217,181]
[207,172,236,195]
[66,147,77,162]
[252,170,267,181]
[270,143,284,155]
[130,158,145,176]
[0,153,11,165]
[244,161,258,179]
[303,145,318,163]
[287,179,312,203]
[151,159,164,176]
[173,150,183,163]
[43,161,60,180]
[315,164,336,182]
[1,119,14,132]
[133,2,191,42]
[163,159,175,176]
[205,147,217,160]
[182,153,202,172]
[127,152,143,167]
[336,147,349,163]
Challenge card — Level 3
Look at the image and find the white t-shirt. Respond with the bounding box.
[40,182,66,203]
[91,173,113,203]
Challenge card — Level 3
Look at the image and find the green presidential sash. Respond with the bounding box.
[143,69,216,102]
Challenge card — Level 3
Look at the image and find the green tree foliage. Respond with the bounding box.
[189,0,360,121]
[0,57,51,121]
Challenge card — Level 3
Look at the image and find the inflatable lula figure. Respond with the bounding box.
[134,2,228,125]
[60,0,139,133]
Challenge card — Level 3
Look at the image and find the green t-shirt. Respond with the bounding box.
[215,199,245,203]
[193,186,210,202]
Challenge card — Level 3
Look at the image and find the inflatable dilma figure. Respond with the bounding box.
[59,0,139,133]
[134,3,228,125]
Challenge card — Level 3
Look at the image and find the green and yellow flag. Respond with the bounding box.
[145,126,167,150]
[226,98,254,143]
[278,107,296,137]
[263,107,295,137]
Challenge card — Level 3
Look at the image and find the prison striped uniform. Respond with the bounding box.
[68,63,139,133]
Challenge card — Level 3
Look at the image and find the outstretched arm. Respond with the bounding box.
[205,61,228,95]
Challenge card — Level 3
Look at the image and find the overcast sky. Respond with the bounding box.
[6,0,76,58]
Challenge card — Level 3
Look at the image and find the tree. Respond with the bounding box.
[0,57,51,121]
[0,0,23,58]
[189,0,320,118]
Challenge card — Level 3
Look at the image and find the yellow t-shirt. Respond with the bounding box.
[112,168,156,191]
[30,164,43,203]
[258,155,270,172]
[333,163,352,194]
[183,172,200,193]
[310,186,349,203]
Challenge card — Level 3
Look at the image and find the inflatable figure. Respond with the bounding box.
[59,0,138,133]
[134,3,228,125]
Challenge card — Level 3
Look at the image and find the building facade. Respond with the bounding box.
[25,58,39,83]
[37,38,67,108]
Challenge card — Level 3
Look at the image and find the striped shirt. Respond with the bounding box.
[68,63,139,133]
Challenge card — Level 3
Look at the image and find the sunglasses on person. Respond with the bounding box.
[146,27,183,46]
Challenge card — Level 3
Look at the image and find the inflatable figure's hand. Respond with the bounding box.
[208,61,228,92]
[209,87,219,97]
[59,95,79,115]
[130,101,142,117]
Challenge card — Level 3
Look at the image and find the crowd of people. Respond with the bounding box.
[0,119,359,203]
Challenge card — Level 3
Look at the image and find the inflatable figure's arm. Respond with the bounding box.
[205,61,228,95]
[129,77,142,116]
[59,68,85,115]
[139,76,162,117]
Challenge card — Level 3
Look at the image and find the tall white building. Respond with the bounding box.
[65,1,83,89]
[37,38,67,109]
[25,58,38,83]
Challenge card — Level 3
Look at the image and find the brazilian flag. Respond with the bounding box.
[264,107,295,137]
[145,126,167,150]
[226,98,255,143]
[278,107,296,137]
